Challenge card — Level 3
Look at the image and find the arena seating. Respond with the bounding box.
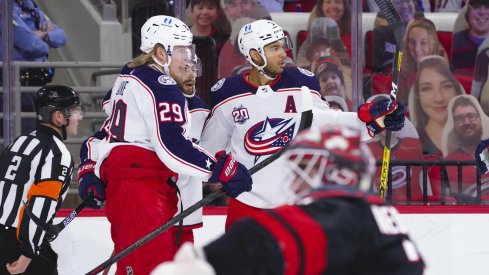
[272,12,458,67]
[272,12,464,97]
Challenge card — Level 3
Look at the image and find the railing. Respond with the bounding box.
[1,61,125,143]
[378,160,486,205]
[0,61,125,196]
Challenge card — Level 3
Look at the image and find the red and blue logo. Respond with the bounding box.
[244,117,295,163]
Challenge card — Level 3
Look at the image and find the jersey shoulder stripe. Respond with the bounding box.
[208,93,254,115]
[210,74,255,108]
[122,73,186,106]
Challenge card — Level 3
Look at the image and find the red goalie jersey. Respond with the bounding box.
[203,186,426,275]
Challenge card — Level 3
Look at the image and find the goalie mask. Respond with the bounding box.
[140,15,201,77]
[282,125,375,200]
[237,19,293,79]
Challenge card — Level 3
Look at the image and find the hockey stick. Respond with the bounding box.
[23,190,95,240]
[373,0,404,199]
[85,86,314,275]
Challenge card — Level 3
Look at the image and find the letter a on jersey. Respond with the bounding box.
[284,95,297,113]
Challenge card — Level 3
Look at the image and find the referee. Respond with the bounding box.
[0,85,83,275]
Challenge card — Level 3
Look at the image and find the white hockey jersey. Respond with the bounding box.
[174,95,210,227]
[85,65,215,180]
[80,65,214,226]
[201,67,369,208]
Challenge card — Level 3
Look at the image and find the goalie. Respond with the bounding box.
[152,125,426,275]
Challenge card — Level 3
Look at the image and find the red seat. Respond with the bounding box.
[283,30,294,59]
[454,74,473,94]
[437,31,453,63]
[363,0,369,11]
[283,0,314,12]
[371,74,393,95]
[430,0,436,11]
[365,30,374,70]
[296,30,308,55]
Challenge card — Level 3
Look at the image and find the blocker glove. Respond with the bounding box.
[77,161,106,209]
[209,151,253,198]
[475,138,489,174]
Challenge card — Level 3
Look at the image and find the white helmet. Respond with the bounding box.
[237,19,292,75]
[140,15,193,55]
[140,15,200,76]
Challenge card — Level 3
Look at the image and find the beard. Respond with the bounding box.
[263,64,282,78]
[456,125,483,146]
[177,77,195,96]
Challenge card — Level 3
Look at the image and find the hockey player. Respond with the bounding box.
[0,85,82,275]
[172,69,211,246]
[77,15,252,275]
[200,19,406,229]
[476,138,489,174]
[151,125,426,275]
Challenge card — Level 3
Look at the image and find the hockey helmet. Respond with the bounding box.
[237,19,293,72]
[140,15,193,55]
[140,15,201,77]
[35,85,81,122]
[283,125,375,198]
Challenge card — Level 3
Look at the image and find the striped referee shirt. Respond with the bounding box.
[0,124,73,257]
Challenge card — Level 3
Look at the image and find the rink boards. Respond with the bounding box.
[52,206,489,275]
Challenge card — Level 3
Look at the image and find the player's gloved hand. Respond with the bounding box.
[475,138,489,174]
[384,103,405,131]
[358,98,397,123]
[151,242,215,275]
[358,99,400,137]
[208,151,252,198]
[77,161,106,209]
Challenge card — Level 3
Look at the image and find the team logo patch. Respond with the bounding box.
[391,166,407,189]
[158,74,177,85]
[244,117,295,163]
[298,67,314,77]
[211,78,225,92]
[232,105,250,124]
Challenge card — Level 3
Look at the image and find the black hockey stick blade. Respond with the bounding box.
[85,86,314,275]
[23,190,95,238]
[373,0,405,199]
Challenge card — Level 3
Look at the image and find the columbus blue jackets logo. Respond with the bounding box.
[298,67,314,77]
[211,78,225,92]
[245,117,295,163]
[158,74,177,85]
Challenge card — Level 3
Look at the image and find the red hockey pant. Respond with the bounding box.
[102,146,178,275]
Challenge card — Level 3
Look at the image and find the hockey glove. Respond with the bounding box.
[475,138,489,174]
[360,100,403,137]
[151,242,215,275]
[384,103,405,131]
[357,98,397,123]
[77,161,106,209]
[209,151,252,198]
